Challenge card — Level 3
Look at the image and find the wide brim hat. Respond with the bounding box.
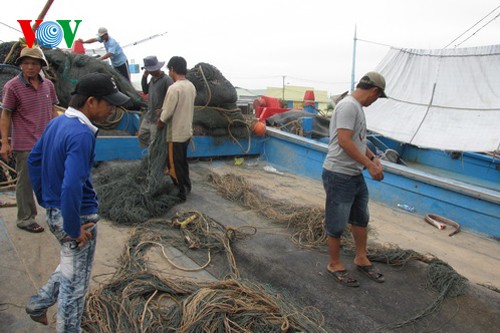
[141,55,165,72]
[15,46,48,67]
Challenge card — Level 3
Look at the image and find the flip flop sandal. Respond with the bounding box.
[327,269,360,287]
[29,313,48,325]
[357,265,385,283]
[18,222,45,233]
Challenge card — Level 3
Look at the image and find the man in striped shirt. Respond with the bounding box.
[0,46,59,233]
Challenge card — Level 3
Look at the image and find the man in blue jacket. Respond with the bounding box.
[25,73,130,332]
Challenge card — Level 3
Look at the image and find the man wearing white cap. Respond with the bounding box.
[78,27,130,81]
[322,71,387,287]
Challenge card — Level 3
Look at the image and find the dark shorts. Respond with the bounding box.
[115,62,130,82]
[322,169,370,238]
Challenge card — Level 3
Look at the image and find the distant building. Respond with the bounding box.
[265,86,330,110]
[235,87,262,114]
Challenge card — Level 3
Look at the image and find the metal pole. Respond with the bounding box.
[282,75,285,100]
[350,25,357,92]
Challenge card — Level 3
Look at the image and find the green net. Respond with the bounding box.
[187,62,238,108]
[93,127,180,224]
[43,48,146,110]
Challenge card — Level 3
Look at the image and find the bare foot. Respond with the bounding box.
[327,263,345,273]
[29,313,48,326]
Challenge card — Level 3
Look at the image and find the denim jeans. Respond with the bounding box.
[26,208,98,333]
[322,169,370,238]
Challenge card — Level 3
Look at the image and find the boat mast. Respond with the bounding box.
[32,0,55,32]
[350,25,357,92]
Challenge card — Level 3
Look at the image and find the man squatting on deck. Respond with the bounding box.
[323,72,387,287]
[157,56,196,202]
[25,73,130,332]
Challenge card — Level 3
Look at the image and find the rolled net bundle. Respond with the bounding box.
[43,48,146,110]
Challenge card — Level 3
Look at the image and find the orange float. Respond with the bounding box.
[252,121,267,136]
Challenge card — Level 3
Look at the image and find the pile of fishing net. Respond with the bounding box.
[266,109,330,139]
[0,64,21,100]
[0,41,22,65]
[43,48,146,110]
[82,214,327,332]
[0,41,146,111]
[187,63,253,139]
[93,127,180,224]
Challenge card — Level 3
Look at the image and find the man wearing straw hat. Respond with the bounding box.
[1,46,59,233]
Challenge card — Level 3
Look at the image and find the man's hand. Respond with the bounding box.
[0,143,12,163]
[367,158,384,181]
[157,119,165,130]
[75,223,95,248]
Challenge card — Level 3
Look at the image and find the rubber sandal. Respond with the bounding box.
[17,222,44,233]
[327,269,360,287]
[357,265,385,283]
[29,313,48,325]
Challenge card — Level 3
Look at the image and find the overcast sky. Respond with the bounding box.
[1,0,499,95]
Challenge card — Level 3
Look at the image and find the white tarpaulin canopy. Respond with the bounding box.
[365,44,500,152]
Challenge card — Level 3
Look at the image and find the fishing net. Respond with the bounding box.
[193,106,252,139]
[82,213,328,333]
[0,41,146,110]
[266,109,330,139]
[0,64,21,102]
[0,159,17,190]
[117,212,256,279]
[187,62,238,109]
[207,172,471,330]
[0,41,21,65]
[43,48,146,110]
[83,272,328,333]
[93,127,179,224]
[187,62,254,140]
[376,259,469,331]
[208,172,340,251]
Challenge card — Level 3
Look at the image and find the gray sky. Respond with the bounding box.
[1,0,499,95]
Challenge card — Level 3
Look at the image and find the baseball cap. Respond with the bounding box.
[15,46,48,67]
[97,27,108,37]
[359,71,387,98]
[71,73,130,106]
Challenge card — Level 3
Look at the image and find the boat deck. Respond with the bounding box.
[1,158,499,332]
[405,160,500,192]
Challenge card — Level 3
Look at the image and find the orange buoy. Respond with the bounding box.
[303,90,315,106]
[71,40,85,54]
[253,121,267,136]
